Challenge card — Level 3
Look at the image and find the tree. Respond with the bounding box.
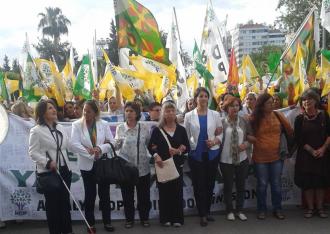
[106,20,119,66]
[11,59,20,73]
[276,0,321,33]
[2,55,11,72]
[250,45,284,77]
[34,38,70,71]
[36,7,72,71]
[38,7,71,45]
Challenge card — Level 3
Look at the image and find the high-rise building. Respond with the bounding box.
[232,23,286,65]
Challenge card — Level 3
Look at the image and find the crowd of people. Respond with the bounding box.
[0,86,330,234]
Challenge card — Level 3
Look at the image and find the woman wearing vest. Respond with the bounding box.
[71,100,114,233]
[29,99,73,234]
[184,87,223,227]
[219,96,252,221]
[114,102,151,228]
[148,101,190,227]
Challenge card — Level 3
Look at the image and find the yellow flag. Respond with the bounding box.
[186,73,198,97]
[240,55,259,100]
[129,55,176,88]
[292,44,308,102]
[102,49,136,101]
[321,54,330,97]
[62,61,75,100]
[5,73,19,94]
[34,59,66,106]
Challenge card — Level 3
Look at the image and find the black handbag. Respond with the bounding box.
[95,142,139,185]
[36,126,71,194]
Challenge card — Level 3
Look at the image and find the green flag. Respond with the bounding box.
[193,41,214,88]
[193,41,216,109]
[114,0,170,64]
[321,50,330,62]
[0,71,9,101]
[21,53,43,102]
[74,55,94,100]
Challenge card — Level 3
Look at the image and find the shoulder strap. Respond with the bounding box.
[137,123,140,165]
[159,128,172,148]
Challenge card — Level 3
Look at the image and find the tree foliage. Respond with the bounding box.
[11,59,20,73]
[35,7,72,71]
[2,55,11,72]
[34,38,70,71]
[38,7,71,44]
[250,45,284,77]
[276,0,321,33]
[106,20,119,66]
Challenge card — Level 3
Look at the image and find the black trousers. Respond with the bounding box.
[158,168,184,224]
[188,154,219,217]
[220,159,249,213]
[44,166,72,234]
[120,174,151,222]
[80,164,111,226]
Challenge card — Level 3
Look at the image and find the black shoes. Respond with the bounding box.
[104,224,115,232]
[200,217,208,227]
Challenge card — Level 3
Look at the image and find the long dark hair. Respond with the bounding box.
[250,93,273,132]
[35,99,57,126]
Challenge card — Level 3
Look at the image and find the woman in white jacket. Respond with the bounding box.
[29,99,73,234]
[71,100,114,233]
[184,87,223,227]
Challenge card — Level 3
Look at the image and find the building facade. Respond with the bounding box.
[232,23,286,65]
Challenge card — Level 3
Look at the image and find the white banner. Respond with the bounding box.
[0,114,301,221]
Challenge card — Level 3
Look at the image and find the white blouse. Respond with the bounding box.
[220,118,248,164]
[114,122,151,177]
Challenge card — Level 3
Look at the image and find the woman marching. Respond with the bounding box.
[71,100,115,233]
[114,102,151,228]
[294,89,330,218]
[184,87,223,227]
[29,99,73,234]
[148,101,190,227]
[249,93,293,220]
[219,96,252,221]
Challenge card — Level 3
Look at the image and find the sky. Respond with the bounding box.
[0,0,281,65]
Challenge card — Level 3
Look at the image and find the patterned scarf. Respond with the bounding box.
[228,117,239,165]
[88,121,97,147]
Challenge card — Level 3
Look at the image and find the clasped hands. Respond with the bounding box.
[304,144,326,159]
[154,144,187,168]
[205,127,223,148]
[84,146,102,160]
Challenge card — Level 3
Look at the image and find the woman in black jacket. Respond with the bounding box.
[148,101,190,227]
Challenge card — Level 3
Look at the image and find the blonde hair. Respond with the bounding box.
[11,101,33,118]
[158,101,177,128]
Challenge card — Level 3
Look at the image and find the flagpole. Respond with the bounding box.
[322,27,326,49]
[280,6,317,60]
[173,6,188,70]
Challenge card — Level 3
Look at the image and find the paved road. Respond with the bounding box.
[1,207,329,234]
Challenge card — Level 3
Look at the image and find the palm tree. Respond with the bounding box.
[38,7,71,45]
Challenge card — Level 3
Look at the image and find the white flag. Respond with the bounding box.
[166,9,189,112]
[200,0,229,84]
[321,0,330,33]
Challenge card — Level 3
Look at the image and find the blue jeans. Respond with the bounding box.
[254,160,283,212]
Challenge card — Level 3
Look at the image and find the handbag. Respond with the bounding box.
[95,142,139,185]
[274,111,297,159]
[154,129,180,183]
[36,126,71,194]
[36,152,62,194]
